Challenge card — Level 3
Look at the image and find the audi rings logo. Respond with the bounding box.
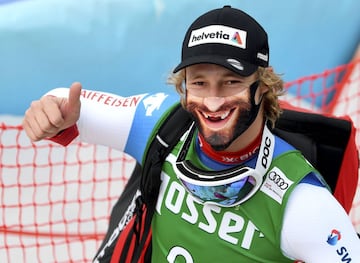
[268,171,289,190]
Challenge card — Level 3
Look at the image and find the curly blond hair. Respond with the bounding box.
[167,67,285,128]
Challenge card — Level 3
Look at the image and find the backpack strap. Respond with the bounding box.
[93,103,192,263]
[129,103,192,262]
[140,103,193,204]
[106,103,192,263]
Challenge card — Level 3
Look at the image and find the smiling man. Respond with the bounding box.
[22,5,360,263]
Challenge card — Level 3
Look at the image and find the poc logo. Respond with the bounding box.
[261,136,272,169]
[268,170,289,190]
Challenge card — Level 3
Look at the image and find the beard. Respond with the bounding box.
[186,85,261,151]
[205,106,253,151]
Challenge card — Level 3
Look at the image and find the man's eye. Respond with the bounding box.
[225,80,240,85]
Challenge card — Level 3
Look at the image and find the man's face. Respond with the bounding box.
[185,64,258,151]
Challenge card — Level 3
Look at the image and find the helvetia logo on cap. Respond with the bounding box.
[188,25,247,49]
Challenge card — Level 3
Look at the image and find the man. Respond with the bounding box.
[23,5,360,262]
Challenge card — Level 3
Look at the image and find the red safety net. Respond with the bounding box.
[1,59,359,262]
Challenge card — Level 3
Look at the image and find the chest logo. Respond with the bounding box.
[260,167,293,204]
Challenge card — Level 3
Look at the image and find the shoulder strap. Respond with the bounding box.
[94,103,192,263]
[140,102,193,204]
[129,103,192,263]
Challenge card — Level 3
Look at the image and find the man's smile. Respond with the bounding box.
[197,107,237,130]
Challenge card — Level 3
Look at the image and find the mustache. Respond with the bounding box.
[186,100,251,113]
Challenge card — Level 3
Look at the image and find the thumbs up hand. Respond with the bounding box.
[22,82,82,142]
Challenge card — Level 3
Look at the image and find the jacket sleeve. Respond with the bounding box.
[45,87,180,163]
[280,183,360,262]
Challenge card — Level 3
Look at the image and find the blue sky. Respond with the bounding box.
[1,0,359,114]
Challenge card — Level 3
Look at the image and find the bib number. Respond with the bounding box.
[167,246,194,263]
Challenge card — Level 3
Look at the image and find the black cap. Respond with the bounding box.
[173,6,269,76]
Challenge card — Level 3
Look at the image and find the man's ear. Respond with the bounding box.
[259,83,269,94]
[258,67,272,95]
[266,66,274,73]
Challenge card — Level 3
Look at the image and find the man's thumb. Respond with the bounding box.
[68,82,82,110]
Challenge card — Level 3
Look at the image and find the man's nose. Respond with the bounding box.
[203,97,226,112]
[207,84,223,97]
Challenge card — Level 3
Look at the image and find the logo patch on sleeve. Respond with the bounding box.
[142,93,168,116]
[260,167,293,204]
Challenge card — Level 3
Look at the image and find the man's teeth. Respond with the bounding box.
[202,111,230,120]
[221,112,229,119]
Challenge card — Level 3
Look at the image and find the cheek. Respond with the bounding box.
[185,93,204,110]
